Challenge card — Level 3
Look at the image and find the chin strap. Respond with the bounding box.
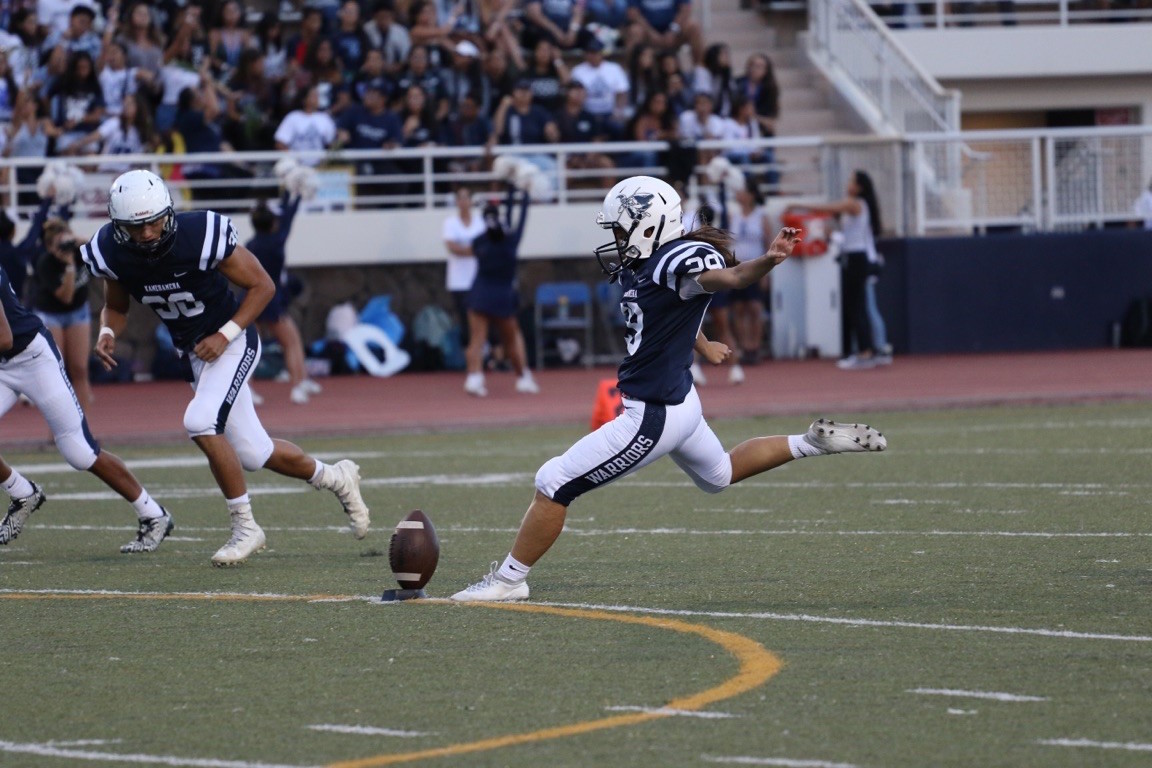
[650,215,666,254]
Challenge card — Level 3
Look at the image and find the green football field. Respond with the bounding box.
[0,403,1150,768]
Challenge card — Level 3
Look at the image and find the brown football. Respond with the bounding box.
[388,510,440,590]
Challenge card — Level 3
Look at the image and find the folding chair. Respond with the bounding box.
[534,281,593,370]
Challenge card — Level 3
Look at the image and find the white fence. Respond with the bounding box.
[3,125,1150,240]
[863,0,1152,28]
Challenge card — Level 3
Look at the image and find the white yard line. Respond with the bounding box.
[604,706,739,719]
[907,688,1049,702]
[0,740,317,768]
[703,756,858,768]
[1039,738,1152,752]
[545,602,1152,643]
[306,724,431,737]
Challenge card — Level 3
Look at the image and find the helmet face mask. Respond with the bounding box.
[108,170,178,260]
[594,176,683,279]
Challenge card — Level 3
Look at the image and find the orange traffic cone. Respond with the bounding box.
[590,379,624,430]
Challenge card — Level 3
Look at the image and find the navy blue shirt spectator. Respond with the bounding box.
[554,83,604,143]
[628,0,687,32]
[440,94,491,147]
[586,0,629,27]
[524,0,582,49]
[331,0,372,75]
[495,81,559,145]
[338,87,404,148]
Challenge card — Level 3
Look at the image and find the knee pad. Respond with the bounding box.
[56,430,98,471]
[183,400,220,438]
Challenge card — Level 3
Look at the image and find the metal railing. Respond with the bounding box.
[863,0,1152,29]
[4,126,1149,239]
[808,0,961,135]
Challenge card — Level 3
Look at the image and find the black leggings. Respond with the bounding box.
[842,250,874,356]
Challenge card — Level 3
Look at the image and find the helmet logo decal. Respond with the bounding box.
[617,190,654,222]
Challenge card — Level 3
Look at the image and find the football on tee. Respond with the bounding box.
[388,510,440,590]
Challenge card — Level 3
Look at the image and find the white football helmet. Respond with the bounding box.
[108,169,177,259]
[595,176,684,278]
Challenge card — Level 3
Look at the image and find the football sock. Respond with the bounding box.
[496,554,530,583]
[226,494,252,514]
[132,490,165,520]
[2,469,34,499]
[309,461,331,488]
[788,434,826,459]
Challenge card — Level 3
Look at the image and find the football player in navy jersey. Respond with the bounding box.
[0,264,175,553]
[83,169,370,567]
[453,175,888,601]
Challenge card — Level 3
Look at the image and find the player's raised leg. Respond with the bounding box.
[262,439,370,540]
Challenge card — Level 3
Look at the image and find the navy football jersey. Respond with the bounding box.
[0,264,46,361]
[81,211,240,353]
[615,238,727,405]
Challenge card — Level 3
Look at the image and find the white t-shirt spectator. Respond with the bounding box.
[570,60,629,117]
[95,116,145,172]
[274,110,338,164]
[99,67,139,117]
[678,109,726,142]
[442,211,486,291]
[159,64,201,107]
[37,0,97,36]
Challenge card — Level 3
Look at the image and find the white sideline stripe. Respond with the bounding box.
[0,740,317,768]
[1039,739,1152,752]
[605,706,738,719]
[306,724,431,737]
[545,602,1152,643]
[907,688,1049,702]
[703,756,857,767]
[28,523,1152,541]
[6,588,1149,645]
[46,740,122,747]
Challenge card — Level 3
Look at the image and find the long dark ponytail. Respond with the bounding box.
[854,170,882,236]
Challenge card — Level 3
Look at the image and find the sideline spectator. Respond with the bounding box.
[30,217,93,410]
[569,37,628,135]
[363,0,412,75]
[442,185,486,345]
[626,0,703,62]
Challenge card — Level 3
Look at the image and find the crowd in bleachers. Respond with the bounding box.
[0,0,781,199]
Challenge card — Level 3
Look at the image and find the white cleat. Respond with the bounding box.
[451,563,530,602]
[0,482,46,545]
[803,418,887,454]
[728,363,745,385]
[120,509,174,553]
[211,508,266,566]
[332,459,370,539]
[290,382,310,404]
[464,373,487,397]
[689,362,707,386]
[249,387,265,406]
[515,374,540,394]
[300,378,323,395]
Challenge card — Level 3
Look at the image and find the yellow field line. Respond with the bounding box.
[325,602,783,768]
[0,592,782,766]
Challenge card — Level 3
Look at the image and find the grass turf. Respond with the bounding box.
[0,402,1149,767]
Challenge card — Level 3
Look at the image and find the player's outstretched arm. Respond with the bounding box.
[193,245,275,363]
[95,280,132,370]
[697,226,801,293]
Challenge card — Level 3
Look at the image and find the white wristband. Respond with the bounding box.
[219,320,242,342]
[98,326,115,341]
